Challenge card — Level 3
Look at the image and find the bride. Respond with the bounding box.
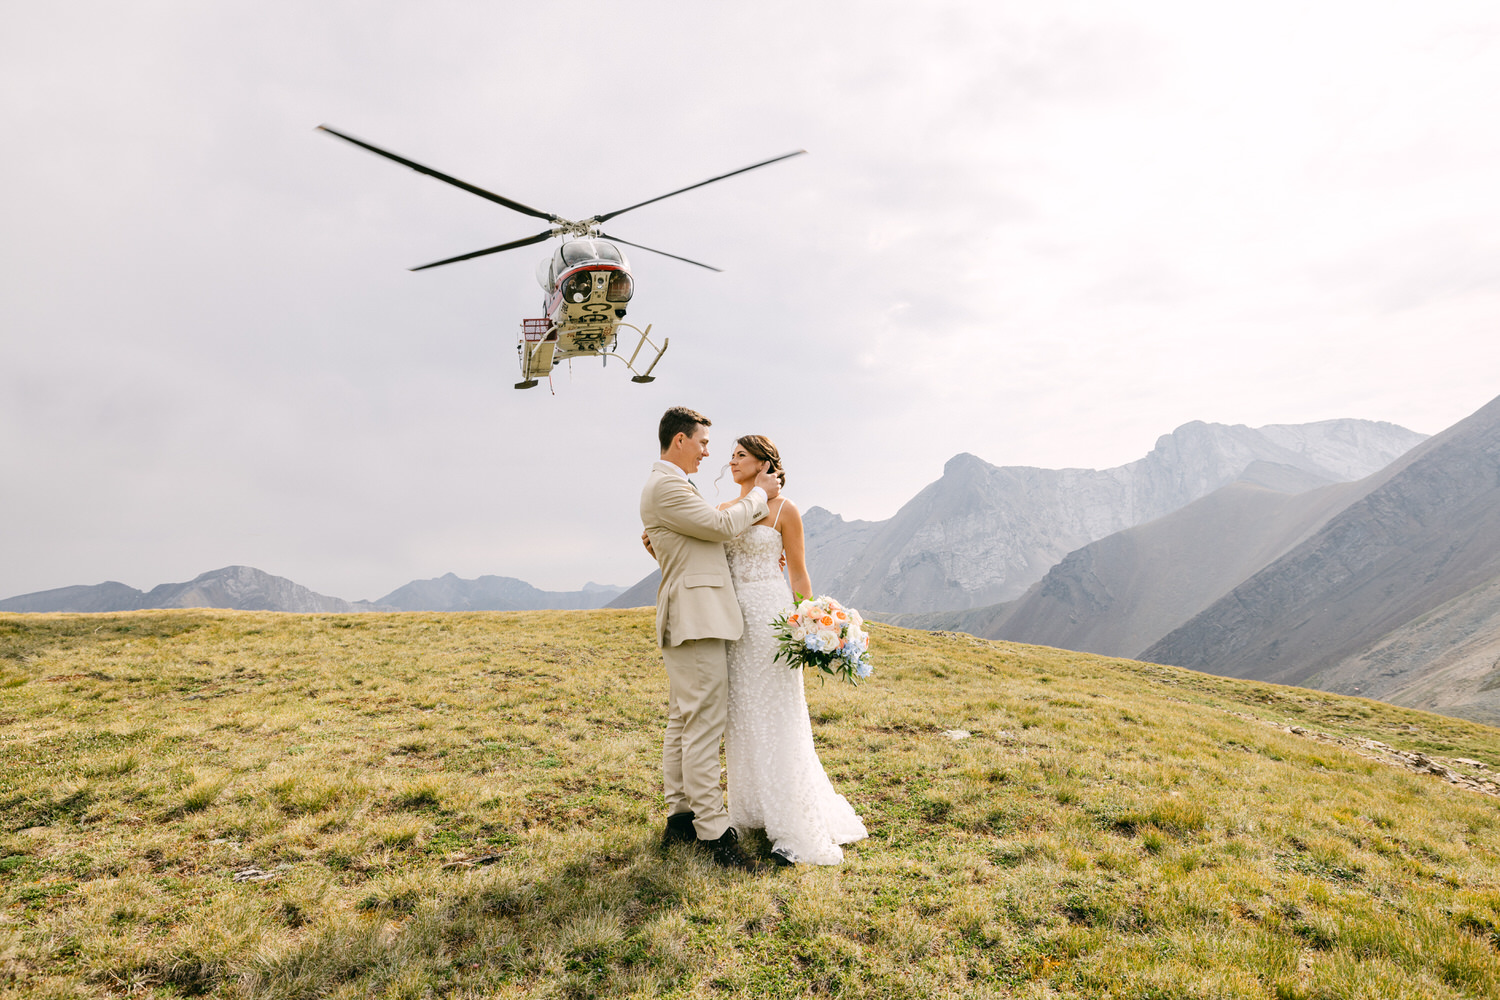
[718,435,867,865]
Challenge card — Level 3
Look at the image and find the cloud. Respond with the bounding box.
[3,0,1499,599]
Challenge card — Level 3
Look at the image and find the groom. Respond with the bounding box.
[641,406,780,871]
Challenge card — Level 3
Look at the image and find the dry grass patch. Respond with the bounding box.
[2,609,1500,997]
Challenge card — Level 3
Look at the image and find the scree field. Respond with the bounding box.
[3,609,1500,999]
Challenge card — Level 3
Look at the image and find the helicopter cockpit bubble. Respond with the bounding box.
[561,241,598,266]
[563,271,594,303]
[535,256,553,290]
[606,271,633,302]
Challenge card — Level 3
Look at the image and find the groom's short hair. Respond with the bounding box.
[659,406,710,452]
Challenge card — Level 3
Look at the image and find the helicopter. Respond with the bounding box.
[317,125,804,389]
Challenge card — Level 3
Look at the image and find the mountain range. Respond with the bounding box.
[877,394,1500,725]
[0,567,626,614]
[610,417,1426,613]
[17,405,1493,727]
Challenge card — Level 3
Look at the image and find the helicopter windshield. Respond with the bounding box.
[561,241,599,266]
[606,270,633,302]
[560,239,626,266]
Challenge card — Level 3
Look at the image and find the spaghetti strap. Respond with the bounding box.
[771,497,788,529]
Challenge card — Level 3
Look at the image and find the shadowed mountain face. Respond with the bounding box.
[1142,393,1500,720]
[0,566,378,614]
[806,419,1425,613]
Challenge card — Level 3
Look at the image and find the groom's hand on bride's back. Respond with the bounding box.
[754,466,781,500]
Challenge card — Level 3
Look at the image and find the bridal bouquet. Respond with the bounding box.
[771,595,873,685]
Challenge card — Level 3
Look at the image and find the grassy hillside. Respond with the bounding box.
[3,610,1500,999]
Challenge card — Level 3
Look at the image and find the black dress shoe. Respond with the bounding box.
[769,848,794,867]
[700,828,763,872]
[662,811,696,847]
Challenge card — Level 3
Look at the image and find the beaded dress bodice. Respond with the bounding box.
[724,524,787,585]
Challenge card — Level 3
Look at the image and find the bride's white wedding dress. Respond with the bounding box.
[724,521,867,864]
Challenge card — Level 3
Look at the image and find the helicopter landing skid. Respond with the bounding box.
[606,323,668,385]
[515,379,540,389]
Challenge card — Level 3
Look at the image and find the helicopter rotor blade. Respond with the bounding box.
[410,229,558,272]
[596,232,723,272]
[590,150,806,225]
[317,124,558,223]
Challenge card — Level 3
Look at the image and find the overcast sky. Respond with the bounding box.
[3,1,1499,602]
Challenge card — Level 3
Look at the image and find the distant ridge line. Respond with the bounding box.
[0,566,625,614]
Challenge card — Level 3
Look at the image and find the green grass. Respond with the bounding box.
[2,609,1500,998]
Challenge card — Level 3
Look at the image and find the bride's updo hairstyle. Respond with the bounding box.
[737,434,786,487]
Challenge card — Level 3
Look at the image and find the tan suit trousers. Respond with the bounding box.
[661,637,729,840]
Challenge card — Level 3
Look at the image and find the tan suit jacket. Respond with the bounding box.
[641,461,769,648]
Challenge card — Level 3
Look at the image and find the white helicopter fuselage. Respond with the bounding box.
[516,238,667,387]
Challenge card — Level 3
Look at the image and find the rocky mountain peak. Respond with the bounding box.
[942,452,987,476]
